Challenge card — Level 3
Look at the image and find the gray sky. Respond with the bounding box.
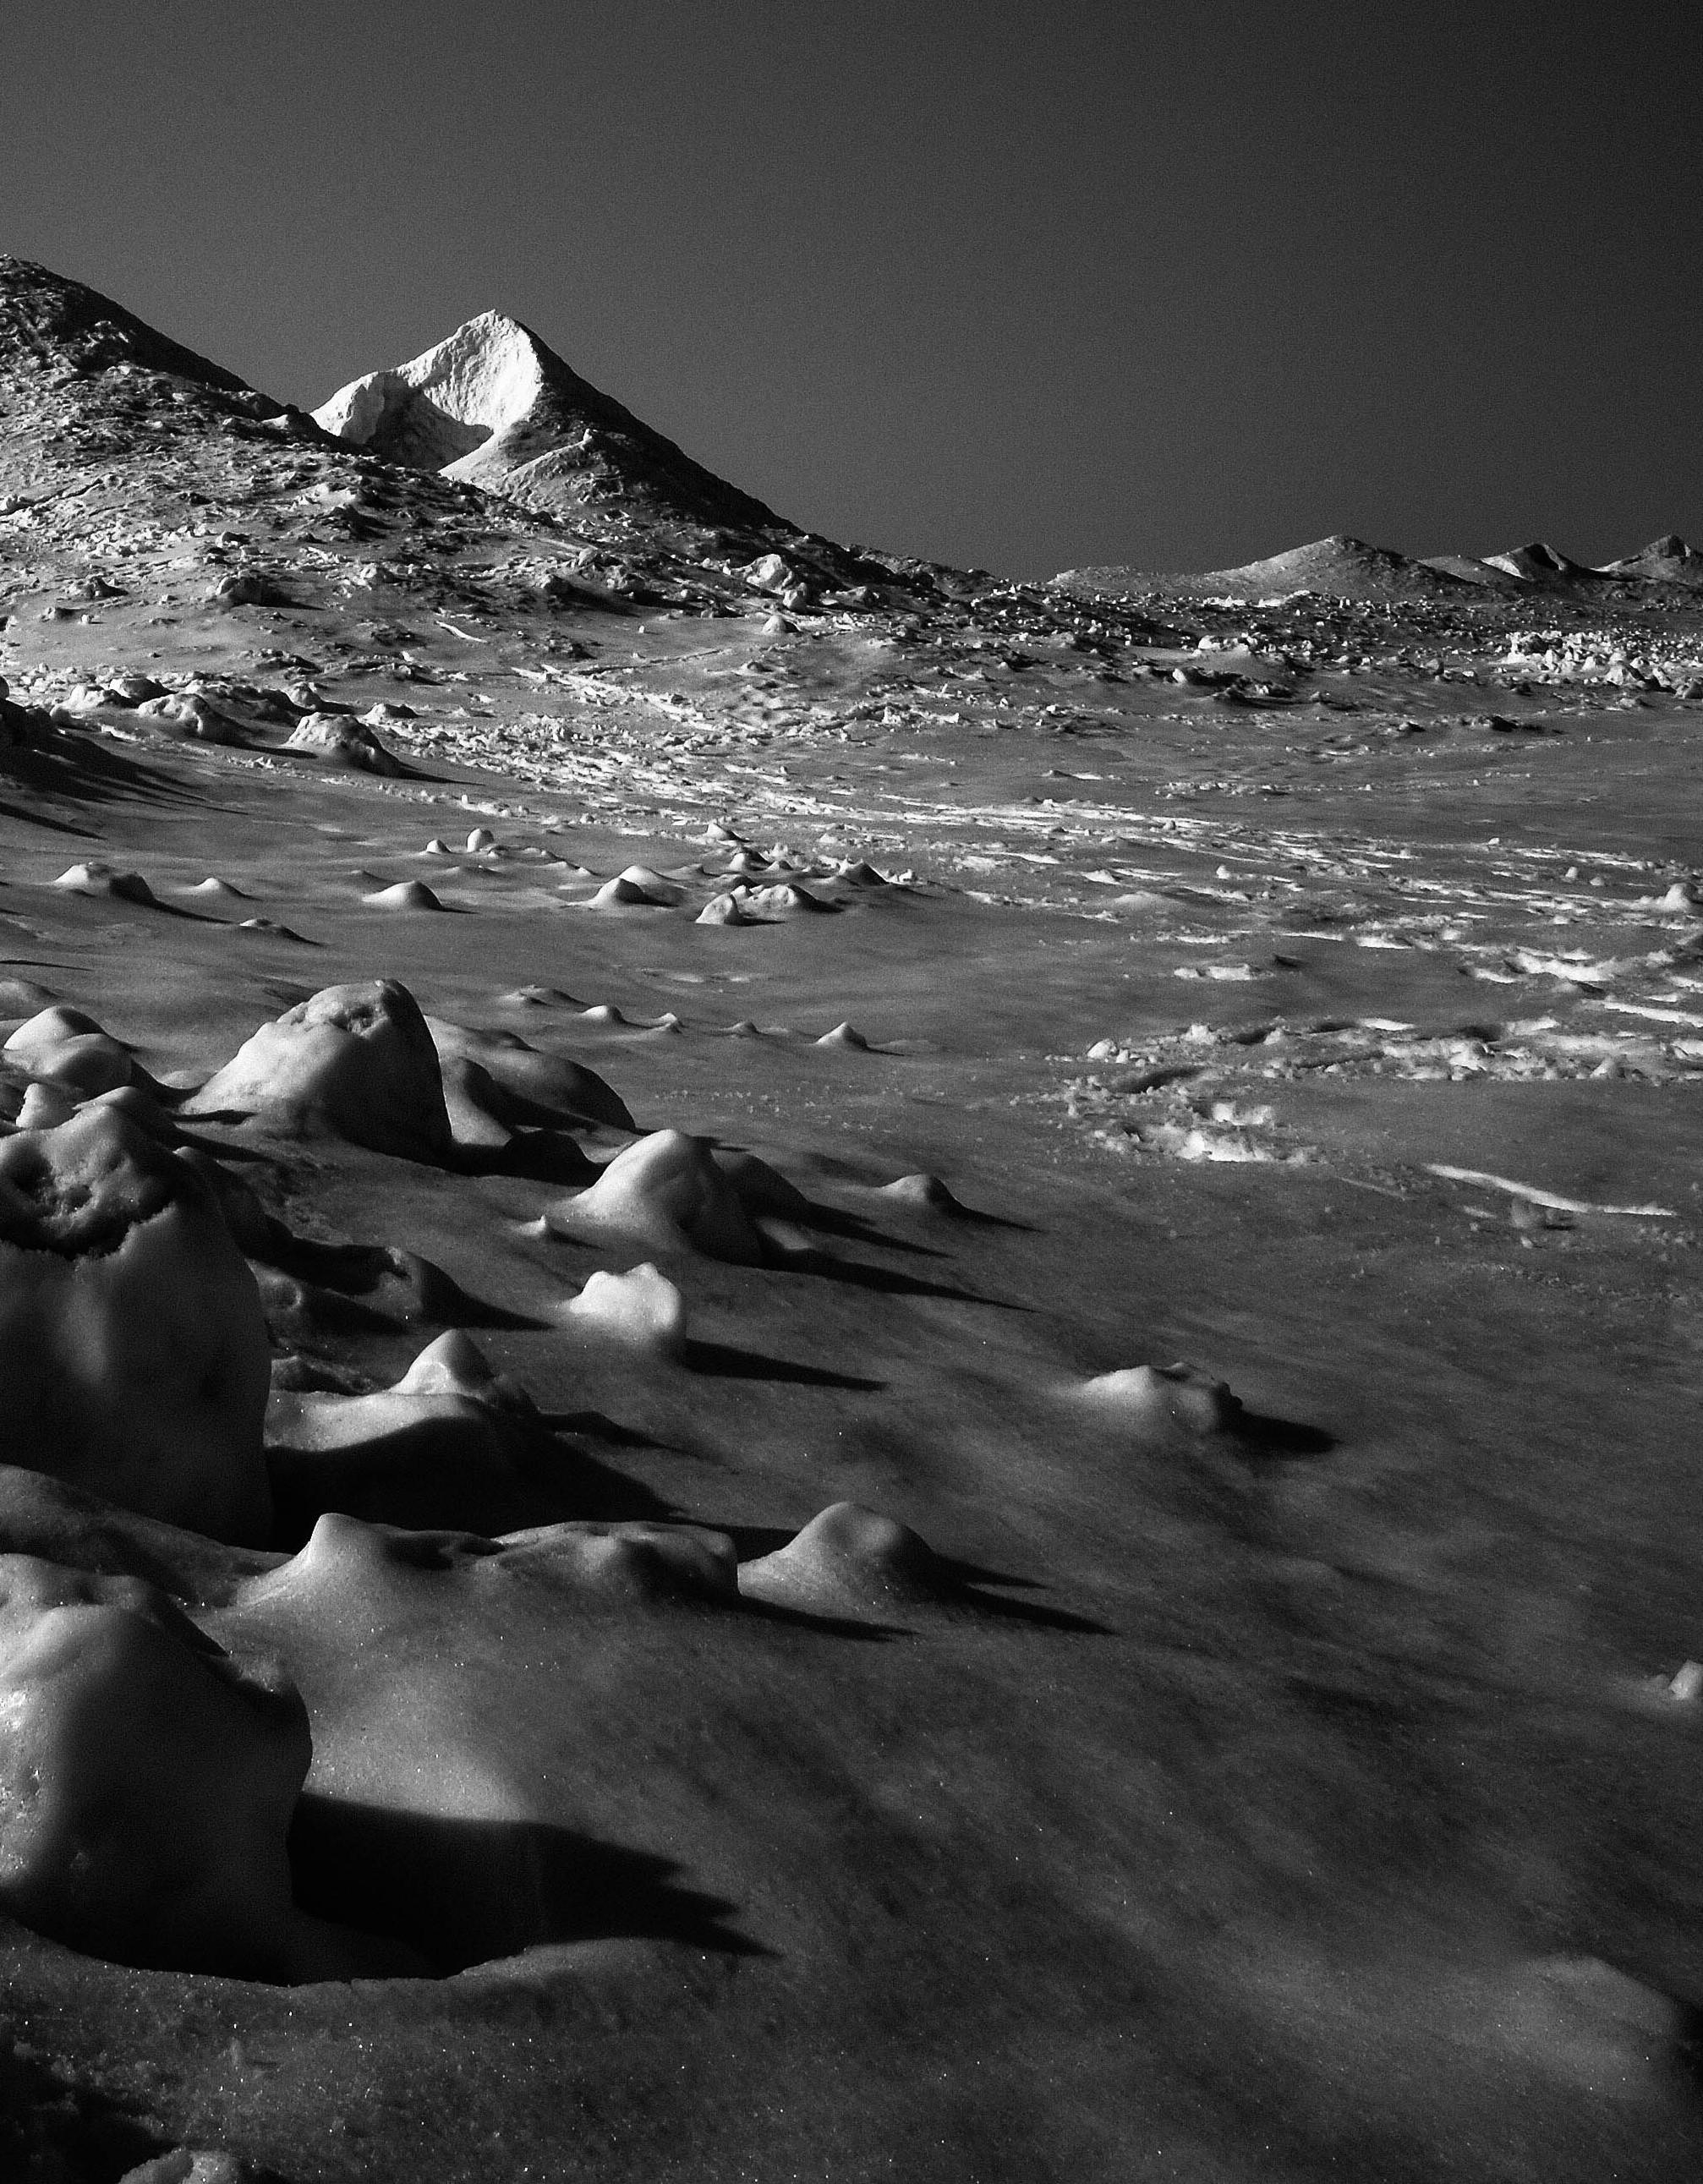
[3,1,1698,577]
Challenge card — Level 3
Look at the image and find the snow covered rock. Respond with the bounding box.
[0,1107,272,1541]
[134,692,247,743]
[183,979,452,1162]
[3,1004,135,1097]
[0,1568,311,1975]
[284,712,402,774]
[424,1017,632,1130]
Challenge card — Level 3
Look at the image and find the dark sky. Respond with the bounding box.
[3,3,1698,577]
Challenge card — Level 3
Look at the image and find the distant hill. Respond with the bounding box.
[1596,534,1703,588]
[1481,541,1602,584]
[0,254,273,403]
[1415,553,1519,587]
[1058,534,1484,603]
[1060,528,1703,605]
[0,250,1131,639]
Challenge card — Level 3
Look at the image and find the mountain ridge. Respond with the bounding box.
[0,253,273,404]
[1057,529,1703,601]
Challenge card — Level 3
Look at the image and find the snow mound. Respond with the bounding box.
[0,1108,272,1541]
[4,1004,135,1097]
[424,1017,632,1129]
[493,1519,737,1603]
[879,1172,972,1216]
[0,1568,311,1975]
[362,879,444,911]
[52,862,157,904]
[564,1262,689,1355]
[738,1503,950,1613]
[587,872,676,909]
[285,712,403,774]
[183,979,452,1162]
[134,692,247,742]
[265,1330,545,1533]
[1074,1360,1242,1435]
[545,1129,767,1263]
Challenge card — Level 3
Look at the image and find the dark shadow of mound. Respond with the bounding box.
[540,1409,671,1453]
[0,796,102,840]
[21,873,228,924]
[0,2033,268,2184]
[453,1130,599,1185]
[683,1340,884,1390]
[927,1548,1115,1632]
[0,722,210,825]
[749,1587,1106,1636]
[939,1583,1114,1635]
[717,1529,1111,1636]
[871,1189,1036,1234]
[271,1237,545,1332]
[1673,2002,1703,2094]
[537,1445,676,1524]
[737,1596,906,1642]
[266,1418,671,1547]
[1229,1411,1335,1457]
[775,1203,950,1257]
[171,1119,278,1158]
[927,1203,1034,1234]
[288,1798,768,1973]
[1285,1675,1422,1733]
[774,1246,1027,1310]
[719,1522,798,1559]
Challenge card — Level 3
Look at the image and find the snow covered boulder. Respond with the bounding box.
[284,712,403,775]
[183,979,452,1163]
[0,1107,272,1541]
[0,1556,311,1975]
[134,692,247,743]
[424,1017,633,1130]
[3,1004,135,1097]
[741,552,793,594]
[211,567,291,609]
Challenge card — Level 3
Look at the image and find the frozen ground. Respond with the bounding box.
[2,256,1702,2181]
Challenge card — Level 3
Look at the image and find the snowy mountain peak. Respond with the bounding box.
[312,308,784,541]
